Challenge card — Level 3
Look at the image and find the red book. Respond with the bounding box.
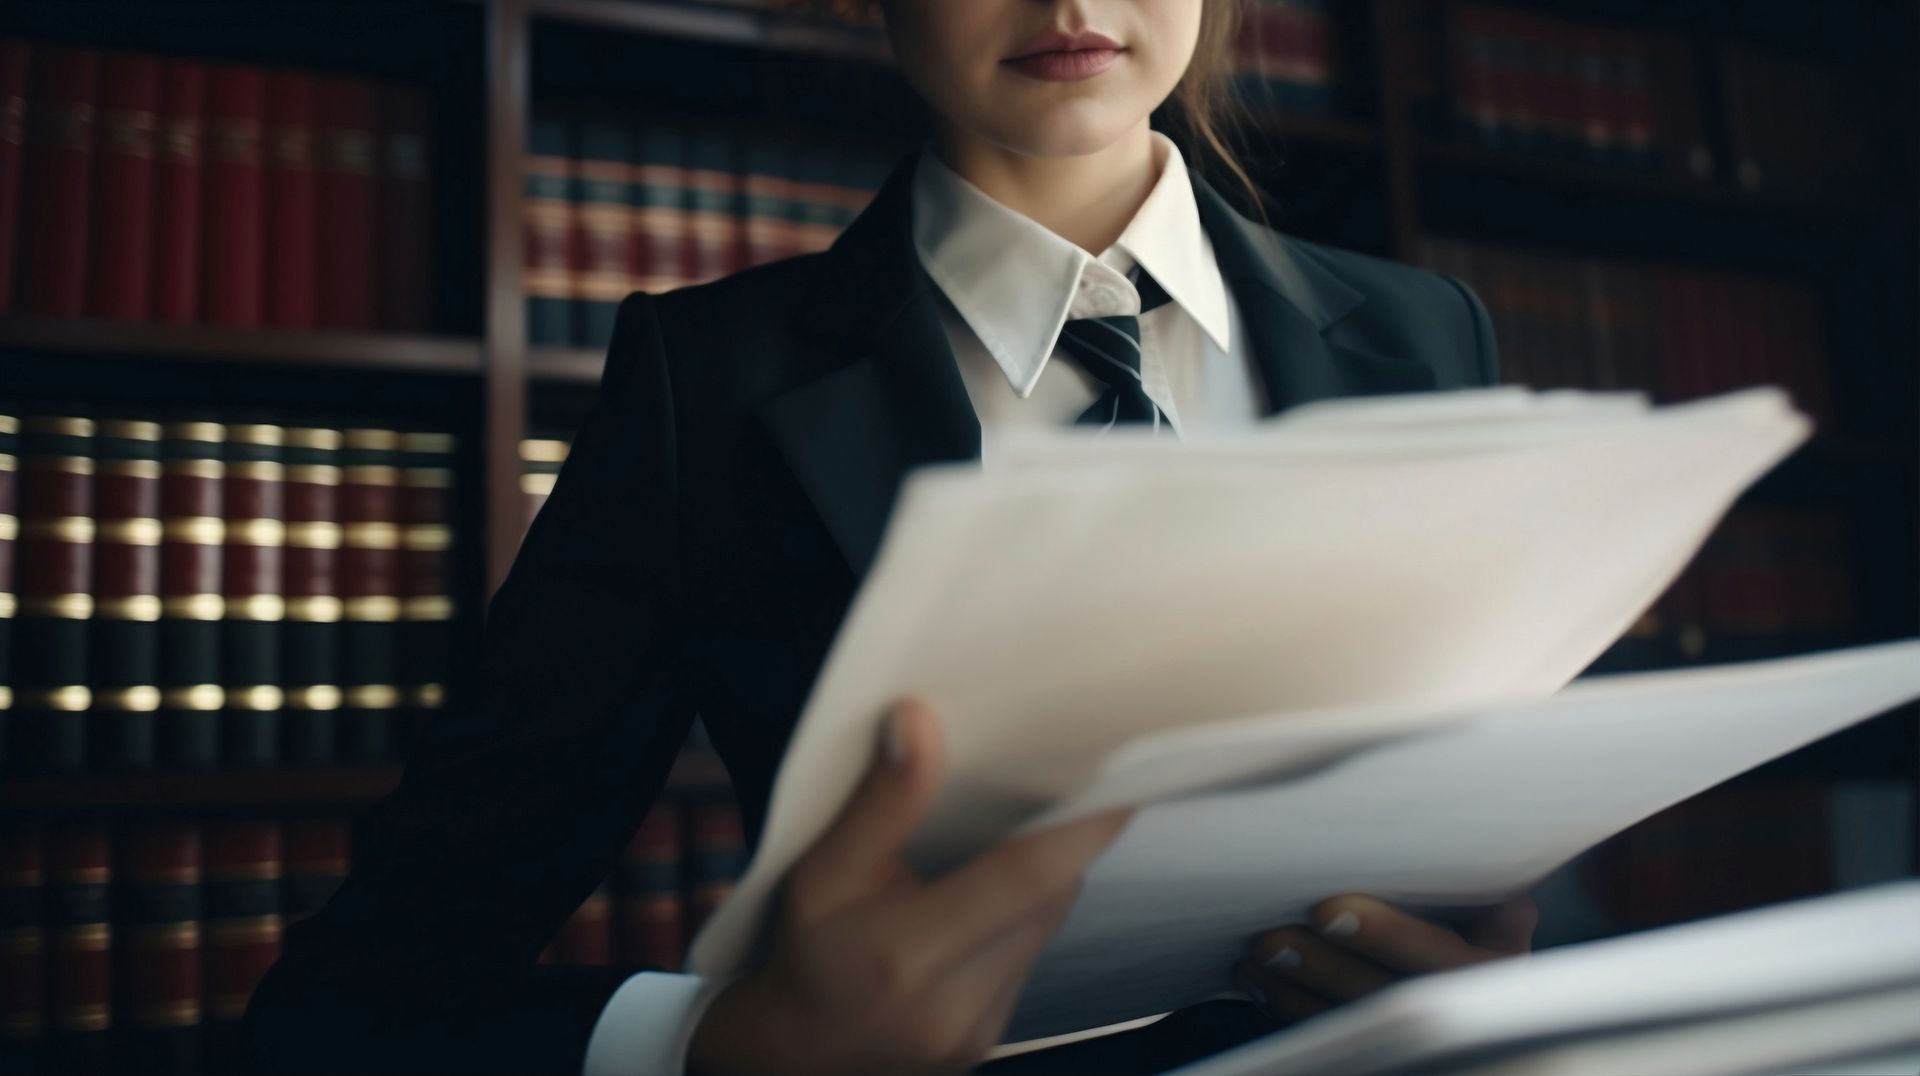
[151,59,206,325]
[314,75,377,330]
[119,821,203,1044]
[617,803,684,971]
[686,801,745,937]
[201,64,267,327]
[45,823,111,1068]
[0,824,44,1048]
[20,44,98,317]
[0,40,30,312]
[86,51,159,322]
[265,71,318,329]
[284,818,351,923]
[377,82,433,332]
[552,882,614,966]
[203,820,283,1026]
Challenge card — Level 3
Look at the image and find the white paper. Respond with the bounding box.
[1001,637,1920,1041]
[688,387,1810,985]
[1168,879,1920,1076]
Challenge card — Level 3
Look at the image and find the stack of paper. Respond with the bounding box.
[1168,879,1920,1076]
[684,384,1920,1043]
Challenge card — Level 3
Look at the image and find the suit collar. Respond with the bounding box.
[764,139,1430,582]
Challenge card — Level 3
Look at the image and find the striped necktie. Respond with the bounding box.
[1053,265,1176,428]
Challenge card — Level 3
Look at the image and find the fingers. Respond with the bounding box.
[946,883,1086,1054]
[1465,894,1539,954]
[1302,894,1505,975]
[913,808,1132,965]
[788,697,947,909]
[1233,959,1334,1025]
[1244,925,1398,1001]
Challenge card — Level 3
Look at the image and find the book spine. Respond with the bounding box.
[788,140,840,257]
[617,803,684,970]
[685,801,745,937]
[283,818,350,923]
[377,82,434,332]
[150,59,205,326]
[0,412,17,766]
[223,423,286,769]
[517,436,567,547]
[740,133,793,271]
[90,418,164,773]
[683,127,739,287]
[0,39,26,312]
[21,44,98,318]
[398,431,455,754]
[314,75,378,331]
[201,64,266,327]
[265,71,318,329]
[629,124,686,294]
[45,824,111,1073]
[524,110,575,347]
[85,50,159,322]
[552,882,613,966]
[575,119,632,350]
[0,823,44,1049]
[340,429,401,763]
[13,416,94,775]
[116,820,203,1073]
[203,817,282,1073]
[158,421,225,771]
[283,427,344,766]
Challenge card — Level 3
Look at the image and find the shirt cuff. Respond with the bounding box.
[582,971,731,1076]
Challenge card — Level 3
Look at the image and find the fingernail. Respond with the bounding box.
[1262,946,1302,971]
[883,708,911,766]
[1321,910,1360,938]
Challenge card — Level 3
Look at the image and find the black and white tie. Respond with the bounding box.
[1053,265,1176,429]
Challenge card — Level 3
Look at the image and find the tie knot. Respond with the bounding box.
[1131,265,1174,314]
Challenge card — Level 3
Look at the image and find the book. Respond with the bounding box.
[201,64,266,328]
[86,50,159,322]
[282,426,345,766]
[11,415,93,775]
[157,419,224,771]
[90,418,163,772]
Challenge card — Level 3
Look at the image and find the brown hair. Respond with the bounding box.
[787,0,1275,231]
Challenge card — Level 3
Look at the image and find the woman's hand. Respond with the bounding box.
[1232,893,1537,1025]
[688,697,1133,1076]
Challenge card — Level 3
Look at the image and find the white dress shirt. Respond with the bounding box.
[582,128,1268,1076]
[914,128,1266,454]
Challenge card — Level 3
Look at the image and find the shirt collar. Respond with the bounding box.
[910,129,1234,399]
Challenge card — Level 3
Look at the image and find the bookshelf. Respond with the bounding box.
[0,0,1915,1050]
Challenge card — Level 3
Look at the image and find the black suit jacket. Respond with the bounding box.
[244,142,1499,1074]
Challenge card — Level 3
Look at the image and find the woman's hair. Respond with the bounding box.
[783,0,1274,232]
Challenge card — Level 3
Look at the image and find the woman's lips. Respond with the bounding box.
[1003,47,1123,82]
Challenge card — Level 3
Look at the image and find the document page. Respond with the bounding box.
[1001,637,1920,1041]
[686,387,1811,989]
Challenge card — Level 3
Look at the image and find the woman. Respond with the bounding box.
[246,0,1530,1073]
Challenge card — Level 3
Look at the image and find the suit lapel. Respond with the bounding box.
[756,141,1436,582]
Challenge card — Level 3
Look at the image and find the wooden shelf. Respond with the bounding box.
[523,0,890,63]
[0,751,731,809]
[0,315,485,376]
[530,344,609,384]
[1413,137,1879,221]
